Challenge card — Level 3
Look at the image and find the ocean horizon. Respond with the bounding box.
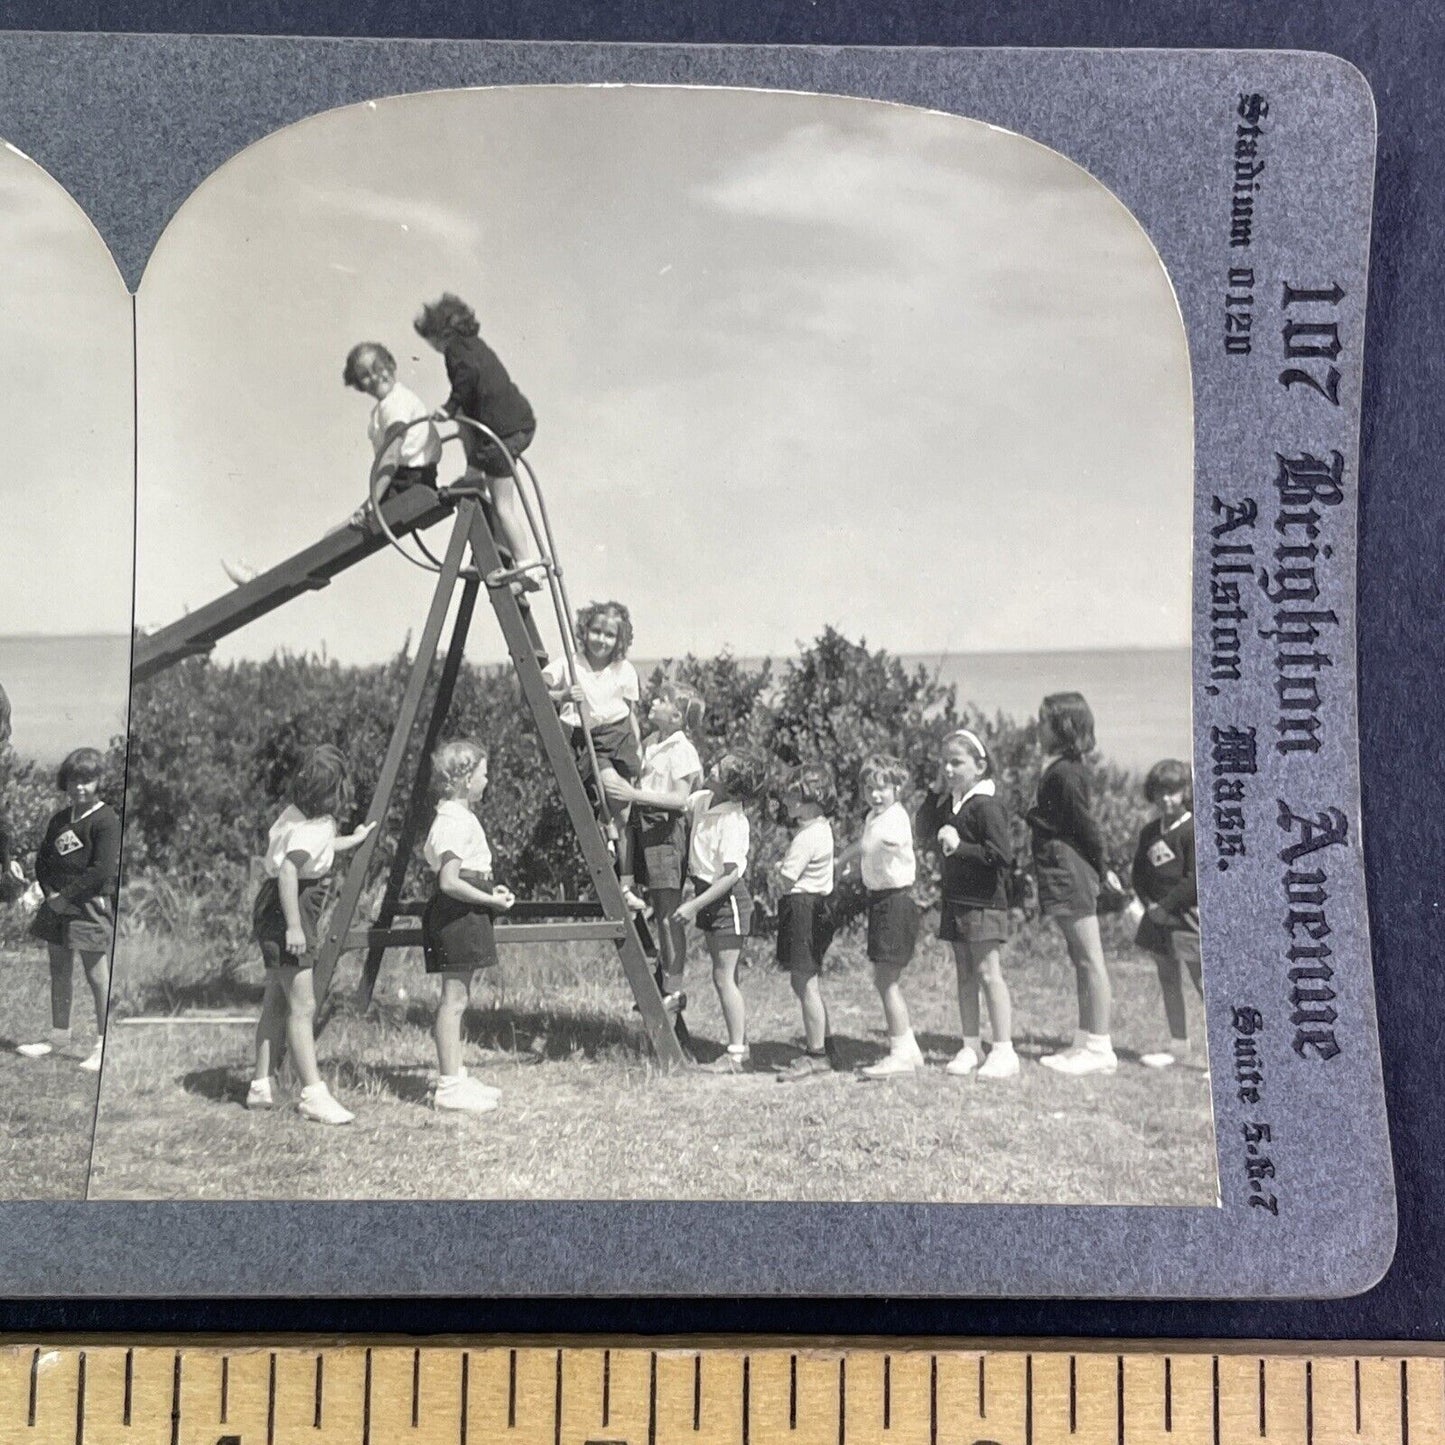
[0,634,1188,773]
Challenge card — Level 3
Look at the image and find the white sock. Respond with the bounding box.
[300,1081,331,1100]
[437,1073,463,1088]
[990,1038,1016,1054]
[1085,1032,1113,1053]
[891,1030,918,1055]
[963,1035,982,1055]
[726,1043,749,1056]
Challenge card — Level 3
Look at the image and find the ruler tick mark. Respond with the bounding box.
[1212,1358,1220,1445]
[170,1351,182,1445]
[315,1354,324,1430]
[220,1355,230,1423]
[266,1353,276,1445]
[1402,1359,1410,1445]
[1165,1358,1172,1433]
[648,1351,658,1445]
[692,1354,701,1432]
[460,1352,470,1445]
[1117,1356,1125,1445]
[1355,1360,1361,1433]
[1070,1356,1078,1434]
[1026,1354,1034,1445]
[554,1349,564,1445]
[508,1349,518,1428]
[28,1348,38,1428]
[74,1350,85,1445]
[1306,1361,1314,1445]
[929,1355,938,1445]
[884,1354,891,1431]
[743,1356,751,1445]
[980,1355,987,1418]
[789,1355,797,1430]
[1259,1360,1267,1436]
[839,1359,847,1445]
[123,1348,133,1427]
[414,1347,422,1429]
[363,1347,373,1445]
[603,1347,612,1426]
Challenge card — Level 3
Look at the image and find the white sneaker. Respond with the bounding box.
[945,1046,979,1077]
[245,1077,276,1111]
[1044,1045,1118,1076]
[1040,1043,1085,1071]
[861,1044,925,1079]
[976,1045,1021,1080]
[1141,1050,1179,1069]
[17,1029,69,1059]
[222,557,258,586]
[452,1065,500,1102]
[77,1039,104,1073]
[297,1084,354,1125]
[433,1076,499,1114]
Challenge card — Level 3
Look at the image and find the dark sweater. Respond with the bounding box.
[1026,757,1106,876]
[916,787,1013,910]
[443,335,535,440]
[35,802,121,915]
[1131,812,1198,919]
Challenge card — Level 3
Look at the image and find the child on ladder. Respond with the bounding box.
[16,748,120,1072]
[543,601,644,907]
[247,745,375,1124]
[421,739,514,1113]
[1130,758,1203,1070]
[413,292,544,586]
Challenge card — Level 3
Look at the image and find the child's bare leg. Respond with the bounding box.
[278,965,323,1089]
[600,771,638,894]
[976,946,1012,1044]
[789,969,829,1052]
[46,945,75,1032]
[707,937,747,1048]
[79,950,110,1035]
[434,970,471,1077]
[951,940,981,1038]
[872,961,912,1040]
[1060,914,1112,1035]
[253,973,287,1082]
[491,474,540,566]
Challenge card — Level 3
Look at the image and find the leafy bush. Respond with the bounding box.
[117,628,1154,948]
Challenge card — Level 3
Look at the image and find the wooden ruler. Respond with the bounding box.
[0,1340,1440,1445]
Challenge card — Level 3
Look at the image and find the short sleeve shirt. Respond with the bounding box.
[543,657,639,729]
[264,805,338,880]
[780,816,835,895]
[369,383,443,469]
[686,790,750,884]
[640,731,703,795]
[860,801,917,891]
[424,799,493,878]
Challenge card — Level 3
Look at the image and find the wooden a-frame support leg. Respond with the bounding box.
[352,574,481,1014]
[311,508,472,1016]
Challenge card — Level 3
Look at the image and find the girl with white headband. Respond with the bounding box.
[916,728,1019,1079]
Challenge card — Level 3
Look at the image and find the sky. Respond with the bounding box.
[0,142,134,638]
[135,86,1192,669]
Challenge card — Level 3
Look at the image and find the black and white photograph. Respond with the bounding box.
[0,139,134,1199]
[89,82,1212,1205]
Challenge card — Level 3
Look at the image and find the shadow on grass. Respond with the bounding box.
[120,975,266,1017]
[180,1065,242,1105]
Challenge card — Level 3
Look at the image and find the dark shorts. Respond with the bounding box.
[253,876,328,970]
[422,888,500,975]
[939,901,1010,949]
[635,809,688,890]
[776,892,835,974]
[30,894,115,954]
[866,887,919,967]
[388,462,439,491]
[569,719,641,786]
[464,424,535,479]
[1033,838,1100,921]
[690,876,752,942]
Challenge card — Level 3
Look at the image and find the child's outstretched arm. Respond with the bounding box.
[334,820,378,854]
[614,780,689,812]
[438,857,515,912]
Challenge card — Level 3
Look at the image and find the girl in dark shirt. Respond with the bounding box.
[1026,692,1124,1077]
[17,747,119,1072]
[917,729,1018,1080]
[414,292,543,585]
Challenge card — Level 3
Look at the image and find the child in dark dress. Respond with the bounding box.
[17,748,121,1072]
[413,292,542,582]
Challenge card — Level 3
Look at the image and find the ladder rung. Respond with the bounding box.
[347,920,627,950]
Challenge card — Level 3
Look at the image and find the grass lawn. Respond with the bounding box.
[0,946,101,1200]
[89,914,1217,1204]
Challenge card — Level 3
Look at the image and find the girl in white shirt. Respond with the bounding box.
[342,341,442,514]
[248,745,375,1125]
[544,601,643,902]
[420,739,515,1115]
[841,753,923,1078]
